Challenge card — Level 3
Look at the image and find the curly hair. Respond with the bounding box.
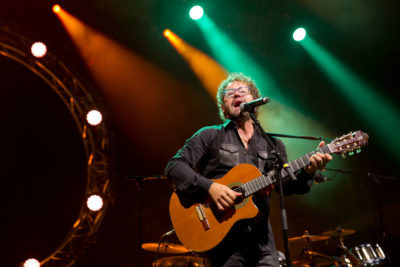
[216,72,261,121]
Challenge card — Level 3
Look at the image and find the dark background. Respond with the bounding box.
[1,0,399,266]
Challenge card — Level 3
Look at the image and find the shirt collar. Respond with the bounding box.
[223,119,260,137]
[223,119,236,129]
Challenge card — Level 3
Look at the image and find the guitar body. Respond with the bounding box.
[169,164,263,252]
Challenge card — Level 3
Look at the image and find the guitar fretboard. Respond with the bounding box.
[239,144,332,197]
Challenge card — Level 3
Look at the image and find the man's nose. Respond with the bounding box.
[233,90,241,97]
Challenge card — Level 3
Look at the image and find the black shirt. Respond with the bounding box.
[165,119,314,253]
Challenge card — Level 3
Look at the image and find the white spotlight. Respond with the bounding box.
[31,42,47,58]
[23,258,41,267]
[189,6,204,20]
[87,195,104,212]
[86,110,103,126]
[293,28,307,42]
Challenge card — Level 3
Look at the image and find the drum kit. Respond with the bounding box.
[141,227,386,267]
[286,227,386,267]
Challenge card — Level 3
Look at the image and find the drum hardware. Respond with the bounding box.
[336,240,361,266]
[290,227,387,267]
[300,249,336,267]
[152,255,205,267]
[277,250,287,267]
[292,257,335,267]
[327,242,386,266]
[352,243,386,265]
[375,243,386,260]
[301,249,332,260]
[292,259,312,267]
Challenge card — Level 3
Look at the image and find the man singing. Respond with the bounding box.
[165,73,332,266]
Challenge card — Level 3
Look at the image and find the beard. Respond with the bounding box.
[225,109,252,122]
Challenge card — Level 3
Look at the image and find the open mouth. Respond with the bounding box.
[233,99,243,108]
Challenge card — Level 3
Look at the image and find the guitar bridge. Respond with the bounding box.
[195,204,210,231]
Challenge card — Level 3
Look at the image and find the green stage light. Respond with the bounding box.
[192,14,333,164]
[299,36,400,163]
[189,6,204,20]
[293,28,306,41]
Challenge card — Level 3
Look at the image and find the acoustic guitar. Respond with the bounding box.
[169,131,369,252]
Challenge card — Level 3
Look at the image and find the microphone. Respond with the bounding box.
[240,97,270,112]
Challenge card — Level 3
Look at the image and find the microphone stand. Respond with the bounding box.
[126,175,167,267]
[249,110,299,267]
[266,132,328,142]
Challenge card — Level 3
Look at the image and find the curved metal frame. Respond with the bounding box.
[0,27,113,267]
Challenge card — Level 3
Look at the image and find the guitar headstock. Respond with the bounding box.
[329,130,369,158]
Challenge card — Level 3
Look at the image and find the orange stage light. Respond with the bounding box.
[163,29,171,37]
[52,4,61,13]
[163,29,227,97]
[53,9,207,156]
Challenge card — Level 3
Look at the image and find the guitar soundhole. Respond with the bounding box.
[231,186,245,205]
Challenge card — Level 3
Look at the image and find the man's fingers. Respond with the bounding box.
[221,194,234,206]
[313,154,323,163]
[227,189,241,199]
[216,202,224,211]
[318,141,325,148]
[309,156,317,168]
[208,183,243,211]
[218,197,230,208]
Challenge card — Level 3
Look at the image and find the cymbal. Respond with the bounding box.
[142,242,189,254]
[322,228,355,237]
[289,231,330,243]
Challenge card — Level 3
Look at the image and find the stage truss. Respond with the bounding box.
[0,27,114,267]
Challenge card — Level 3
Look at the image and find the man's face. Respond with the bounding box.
[221,81,254,120]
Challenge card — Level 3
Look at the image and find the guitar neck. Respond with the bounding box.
[240,144,333,197]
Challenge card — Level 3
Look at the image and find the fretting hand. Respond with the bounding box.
[304,141,332,174]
